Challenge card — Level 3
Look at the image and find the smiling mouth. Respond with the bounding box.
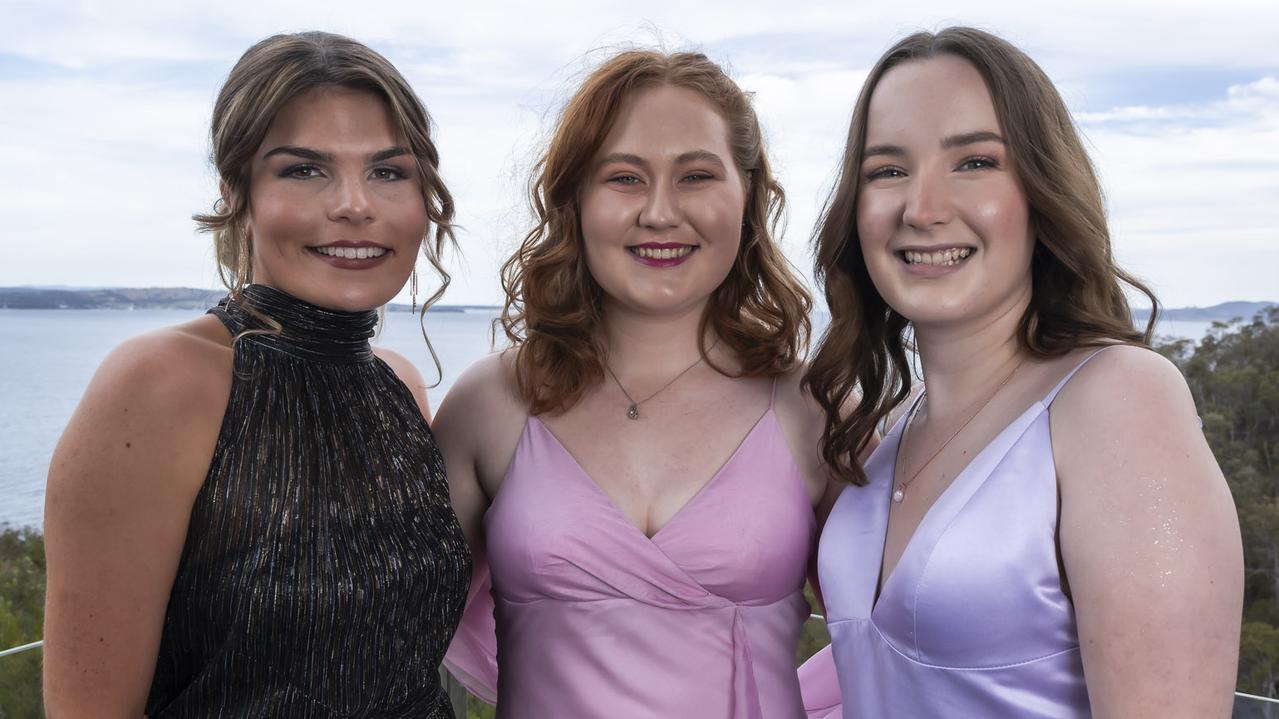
[628,245,696,260]
[899,247,974,267]
[312,246,389,260]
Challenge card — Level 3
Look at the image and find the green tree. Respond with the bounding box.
[1158,306,1279,699]
[0,526,45,718]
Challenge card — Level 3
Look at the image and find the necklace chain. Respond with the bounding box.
[603,342,717,420]
[893,356,1026,504]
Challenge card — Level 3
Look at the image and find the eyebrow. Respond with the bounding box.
[941,131,1005,149]
[261,145,412,163]
[863,131,1006,161]
[595,150,728,171]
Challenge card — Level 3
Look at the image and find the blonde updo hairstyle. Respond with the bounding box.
[195,31,455,311]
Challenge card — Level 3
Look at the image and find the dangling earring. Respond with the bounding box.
[410,268,419,313]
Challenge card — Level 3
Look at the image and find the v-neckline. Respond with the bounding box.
[529,407,775,542]
[869,400,1049,614]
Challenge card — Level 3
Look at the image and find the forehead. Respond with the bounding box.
[597,84,732,157]
[864,55,1001,143]
[259,86,399,150]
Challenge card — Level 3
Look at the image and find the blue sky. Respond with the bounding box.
[1,0,1276,308]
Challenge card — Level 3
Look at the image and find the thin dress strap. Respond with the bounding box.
[769,375,780,409]
[1042,345,1120,406]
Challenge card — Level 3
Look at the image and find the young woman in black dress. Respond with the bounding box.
[42,32,470,717]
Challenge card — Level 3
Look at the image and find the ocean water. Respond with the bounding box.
[0,307,504,530]
[0,309,1217,530]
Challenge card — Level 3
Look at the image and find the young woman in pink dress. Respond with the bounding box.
[803,27,1243,717]
[436,50,852,717]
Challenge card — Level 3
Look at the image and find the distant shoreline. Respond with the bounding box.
[0,287,498,313]
[0,287,1272,322]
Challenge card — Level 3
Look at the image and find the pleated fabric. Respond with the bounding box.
[146,284,471,718]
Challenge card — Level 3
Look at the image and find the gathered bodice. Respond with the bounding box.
[447,400,817,718]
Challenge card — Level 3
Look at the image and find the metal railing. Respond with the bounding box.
[0,640,41,659]
[5,638,1278,710]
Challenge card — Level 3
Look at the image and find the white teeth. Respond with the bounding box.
[315,246,388,259]
[633,246,694,260]
[904,247,973,266]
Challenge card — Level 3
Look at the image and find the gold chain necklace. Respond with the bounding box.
[893,356,1026,504]
[603,342,716,420]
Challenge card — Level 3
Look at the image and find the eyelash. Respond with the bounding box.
[282,163,321,179]
[280,164,408,181]
[865,166,905,181]
[958,155,999,171]
[606,172,714,186]
[863,155,1000,181]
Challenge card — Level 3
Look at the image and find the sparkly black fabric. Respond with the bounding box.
[145,284,471,718]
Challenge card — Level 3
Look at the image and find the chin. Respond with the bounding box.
[292,279,402,313]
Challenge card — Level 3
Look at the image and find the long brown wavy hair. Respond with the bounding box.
[195,32,456,370]
[502,50,812,415]
[805,27,1159,485]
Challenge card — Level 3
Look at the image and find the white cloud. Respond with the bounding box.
[1,0,1276,307]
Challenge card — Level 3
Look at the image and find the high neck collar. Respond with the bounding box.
[214,284,379,363]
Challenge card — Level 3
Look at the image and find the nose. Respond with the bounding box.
[638,180,681,231]
[328,175,374,225]
[902,170,952,229]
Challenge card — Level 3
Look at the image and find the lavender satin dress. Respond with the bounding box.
[446,387,815,718]
[817,351,1108,718]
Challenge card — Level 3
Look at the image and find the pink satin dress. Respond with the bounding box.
[445,385,816,718]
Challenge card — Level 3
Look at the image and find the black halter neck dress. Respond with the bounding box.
[145,284,471,718]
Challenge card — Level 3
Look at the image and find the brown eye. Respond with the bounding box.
[282,164,322,179]
[958,156,999,171]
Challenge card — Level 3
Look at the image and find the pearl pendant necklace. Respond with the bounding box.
[892,356,1026,504]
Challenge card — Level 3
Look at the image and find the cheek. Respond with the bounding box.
[248,192,311,240]
[855,191,894,243]
[969,185,1034,257]
[688,188,746,248]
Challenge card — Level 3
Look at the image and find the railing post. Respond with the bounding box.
[439,665,467,717]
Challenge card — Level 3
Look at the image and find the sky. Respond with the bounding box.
[1,0,1276,309]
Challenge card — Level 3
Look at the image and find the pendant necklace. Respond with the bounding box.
[893,356,1026,504]
[603,341,717,420]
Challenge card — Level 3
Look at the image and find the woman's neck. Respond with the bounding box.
[912,288,1030,419]
[599,299,715,382]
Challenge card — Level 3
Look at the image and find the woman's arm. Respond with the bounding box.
[42,325,229,718]
[1053,346,1243,718]
[776,367,880,612]
[432,352,525,565]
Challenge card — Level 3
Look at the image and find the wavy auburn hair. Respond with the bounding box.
[195,31,455,320]
[805,27,1159,485]
[502,50,812,415]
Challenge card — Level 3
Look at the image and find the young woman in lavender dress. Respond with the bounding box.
[802,26,1242,718]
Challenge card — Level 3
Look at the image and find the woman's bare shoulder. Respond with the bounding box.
[442,349,524,416]
[95,315,233,410]
[48,315,234,525]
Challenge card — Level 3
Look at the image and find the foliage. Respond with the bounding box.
[0,526,45,718]
[1157,306,1279,698]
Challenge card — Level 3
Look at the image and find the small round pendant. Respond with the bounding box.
[627,404,640,420]
[892,484,906,503]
